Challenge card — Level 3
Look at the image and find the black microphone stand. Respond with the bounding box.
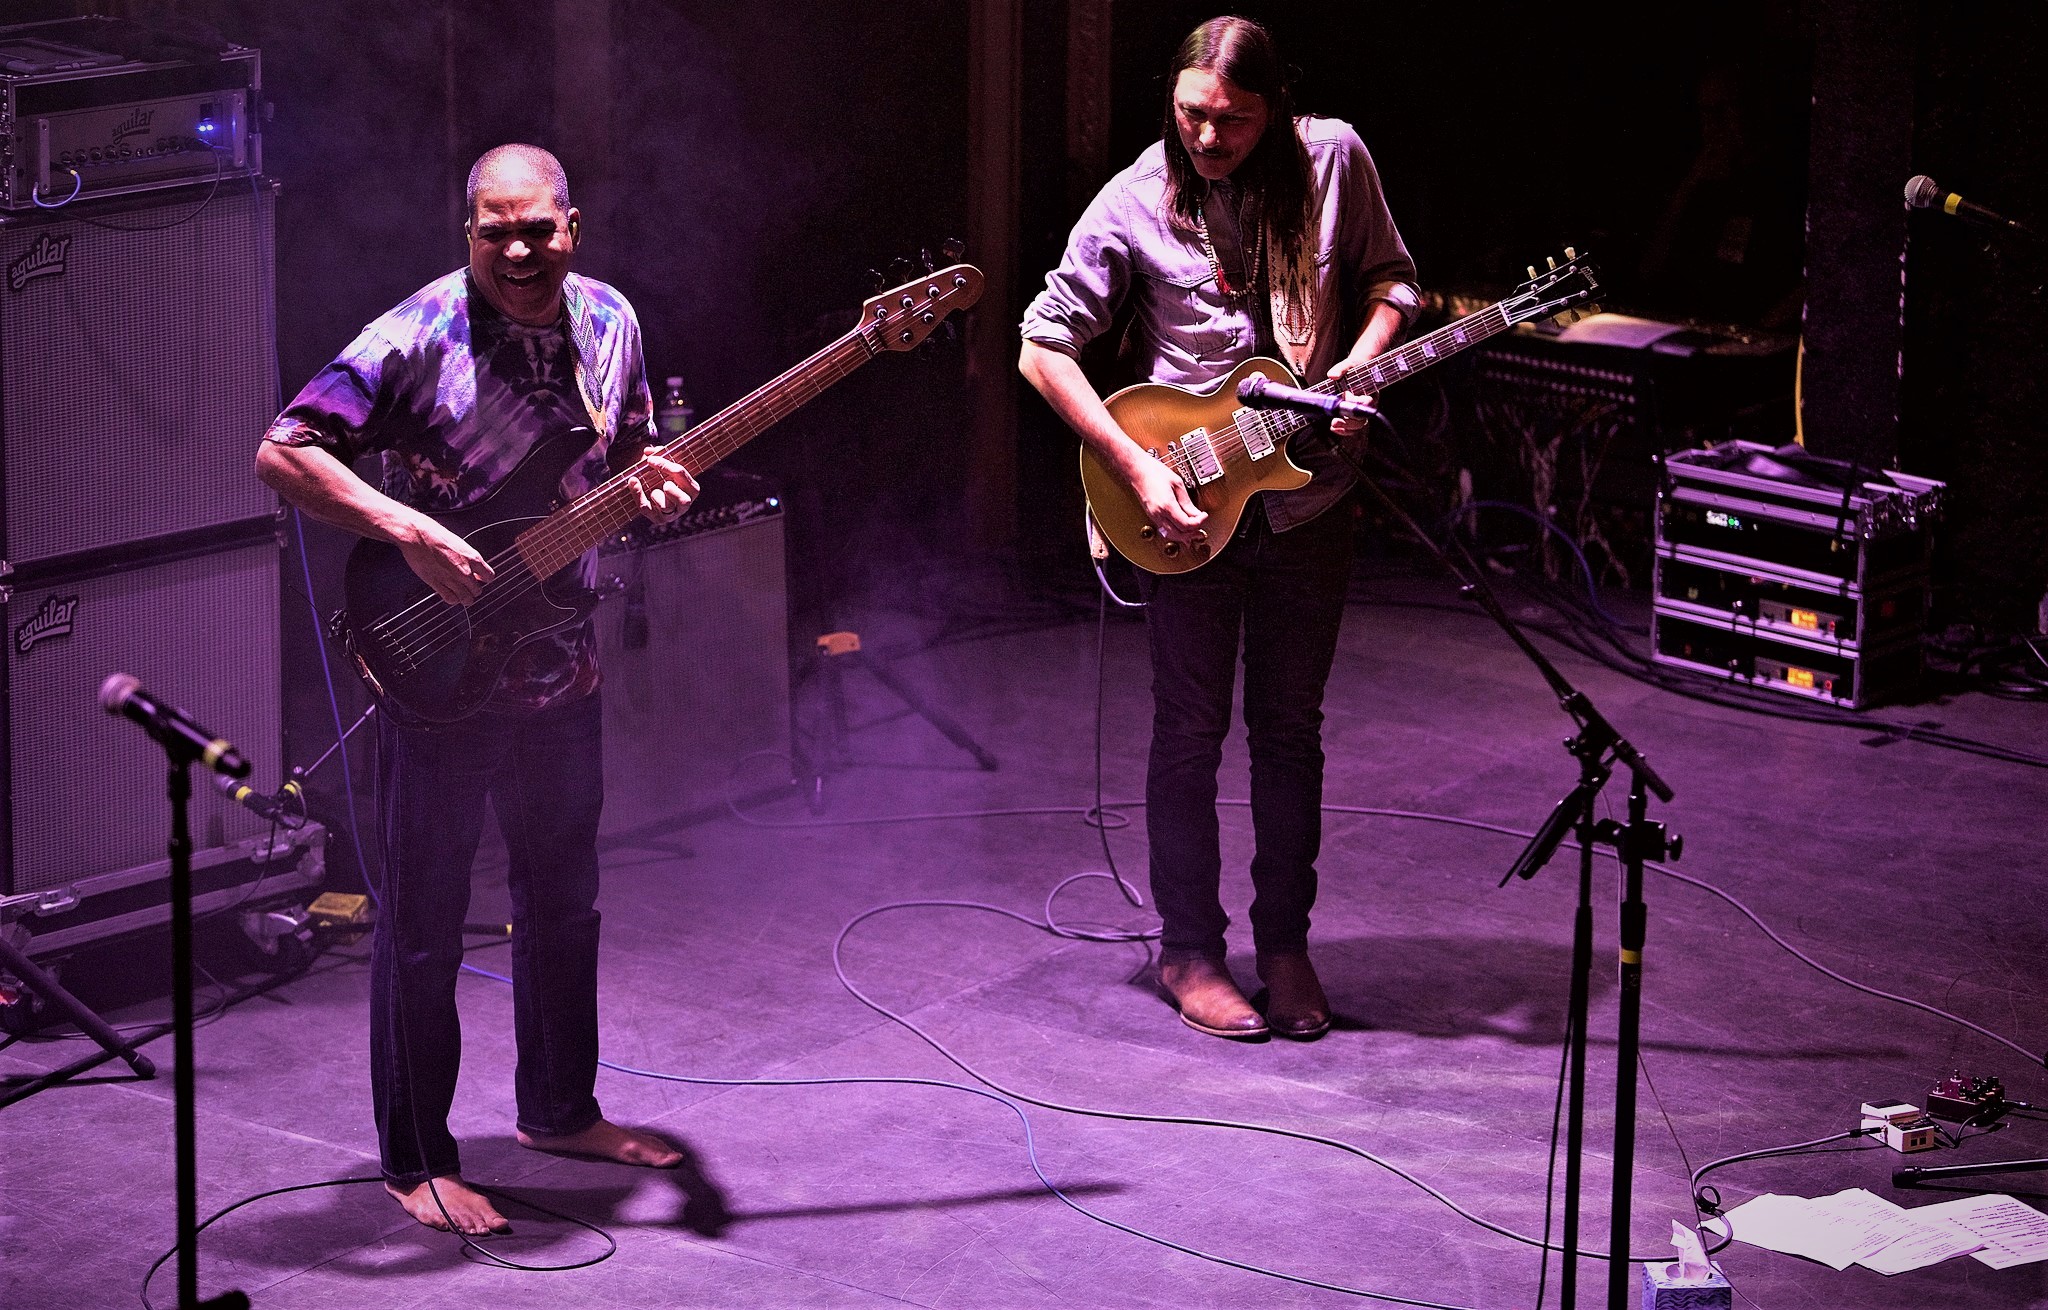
[134,732,252,1309]
[1317,420,1680,1310]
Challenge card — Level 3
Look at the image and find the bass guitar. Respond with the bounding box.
[1082,251,1598,574]
[335,264,984,724]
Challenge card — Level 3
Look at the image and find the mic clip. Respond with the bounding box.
[1236,374,1378,422]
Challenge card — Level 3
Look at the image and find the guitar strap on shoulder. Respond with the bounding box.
[1265,117,1322,378]
[562,277,613,444]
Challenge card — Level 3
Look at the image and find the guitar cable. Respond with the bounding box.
[153,537,2048,1302]
[183,392,2038,1300]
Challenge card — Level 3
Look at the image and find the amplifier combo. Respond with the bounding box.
[1451,306,1797,584]
[0,16,260,211]
[593,467,793,837]
[1651,440,1945,708]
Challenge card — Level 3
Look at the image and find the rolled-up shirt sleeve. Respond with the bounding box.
[1331,123,1421,332]
[1020,176,1136,357]
[262,324,399,463]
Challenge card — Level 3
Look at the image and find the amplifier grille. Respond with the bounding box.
[0,182,277,566]
[5,537,282,894]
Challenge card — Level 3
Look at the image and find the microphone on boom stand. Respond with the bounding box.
[1235,374,1378,422]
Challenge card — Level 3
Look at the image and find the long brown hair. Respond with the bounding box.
[1160,16,1312,265]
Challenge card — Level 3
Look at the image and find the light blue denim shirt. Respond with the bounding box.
[1022,116,1420,531]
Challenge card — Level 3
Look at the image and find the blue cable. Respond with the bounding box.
[1447,499,1634,630]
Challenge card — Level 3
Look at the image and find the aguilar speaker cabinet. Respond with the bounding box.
[593,468,791,835]
[3,531,285,896]
[0,178,278,567]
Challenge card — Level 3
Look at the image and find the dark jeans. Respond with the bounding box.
[371,691,606,1185]
[1140,497,1355,963]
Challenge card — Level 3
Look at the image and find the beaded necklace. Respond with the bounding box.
[1195,185,1264,303]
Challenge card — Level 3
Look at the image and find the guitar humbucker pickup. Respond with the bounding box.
[1174,429,1223,484]
[1233,407,1275,461]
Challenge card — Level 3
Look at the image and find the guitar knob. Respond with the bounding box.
[1192,541,1211,560]
[1193,528,1208,541]
[1139,525,1156,540]
[1163,542,1182,558]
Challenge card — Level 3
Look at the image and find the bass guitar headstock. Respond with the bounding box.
[860,248,984,353]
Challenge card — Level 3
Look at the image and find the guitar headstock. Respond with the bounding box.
[1502,249,1600,325]
[860,261,984,354]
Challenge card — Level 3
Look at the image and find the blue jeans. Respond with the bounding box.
[1139,497,1355,963]
[370,691,606,1185]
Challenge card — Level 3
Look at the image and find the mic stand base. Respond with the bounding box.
[806,634,999,811]
[0,933,159,1107]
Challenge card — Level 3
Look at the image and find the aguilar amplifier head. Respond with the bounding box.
[0,16,260,210]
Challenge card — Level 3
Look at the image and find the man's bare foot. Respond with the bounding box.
[517,1116,683,1168]
[384,1175,511,1236]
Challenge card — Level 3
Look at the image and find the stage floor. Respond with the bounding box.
[5,567,2045,1309]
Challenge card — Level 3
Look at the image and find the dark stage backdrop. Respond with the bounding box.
[1900,5,2048,634]
[10,1,2041,815]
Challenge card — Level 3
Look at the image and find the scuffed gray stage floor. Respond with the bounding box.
[5,568,2046,1310]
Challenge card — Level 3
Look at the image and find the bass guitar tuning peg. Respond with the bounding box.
[940,236,967,262]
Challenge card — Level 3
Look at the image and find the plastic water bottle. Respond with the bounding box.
[658,374,693,441]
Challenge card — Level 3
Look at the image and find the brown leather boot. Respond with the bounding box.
[1256,951,1331,1040]
[1158,956,1268,1039]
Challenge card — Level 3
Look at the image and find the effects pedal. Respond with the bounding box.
[1860,1101,1939,1153]
[1927,1072,2006,1125]
[306,891,372,945]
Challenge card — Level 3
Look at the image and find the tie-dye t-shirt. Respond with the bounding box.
[265,270,656,711]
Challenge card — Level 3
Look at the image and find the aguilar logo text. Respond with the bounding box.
[8,235,70,293]
[15,595,79,655]
[113,107,156,142]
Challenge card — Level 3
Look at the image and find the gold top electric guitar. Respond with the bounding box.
[1082,251,1599,574]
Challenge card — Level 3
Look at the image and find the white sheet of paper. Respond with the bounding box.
[1708,1189,1941,1271]
[1552,312,1684,349]
[1911,1194,2048,1269]
[1859,1213,1986,1274]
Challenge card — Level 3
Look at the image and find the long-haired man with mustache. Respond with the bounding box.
[1021,17,1419,1040]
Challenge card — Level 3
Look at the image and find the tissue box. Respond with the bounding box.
[1640,1260,1732,1310]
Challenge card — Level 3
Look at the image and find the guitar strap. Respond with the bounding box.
[561,277,613,445]
[1265,118,1322,378]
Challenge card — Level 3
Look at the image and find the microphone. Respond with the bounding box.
[214,774,306,829]
[98,673,251,778]
[1904,174,2033,236]
[1236,374,1377,422]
